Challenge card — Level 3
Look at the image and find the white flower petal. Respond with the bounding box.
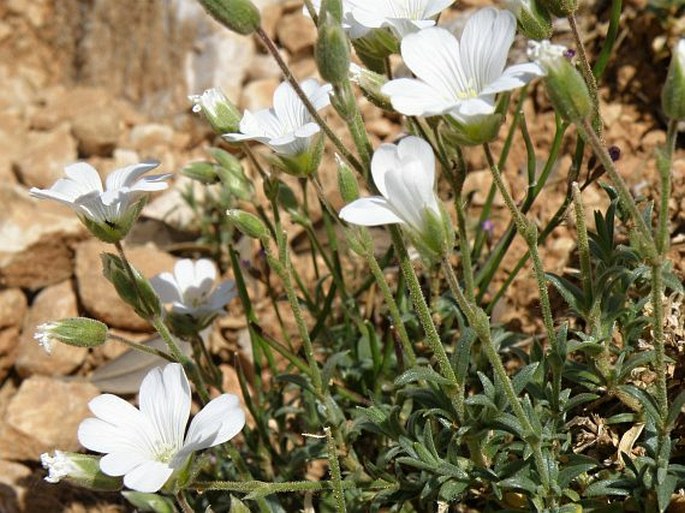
[123,461,174,493]
[382,78,457,117]
[64,162,104,194]
[208,280,237,310]
[384,159,438,229]
[100,451,149,476]
[459,8,516,92]
[339,197,405,226]
[138,364,190,453]
[182,394,245,454]
[273,81,310,134]
[400,28,471,101]
[397,136,435,190]
[150,272,183,304]
[480,62,545,95]
[370,142,402,198]
[105,161,160,191]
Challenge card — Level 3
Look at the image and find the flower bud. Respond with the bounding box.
[227,209,269,240]
[207,148,254,201]
[441,113,505,147]
[538,0,577,16]
[349,63,392,111]
[662,40,685,121]
[41,451,122,491]
[336,155,360,203]
[315,12,351,85]
[196,0,261,35]
[352,29,399,73]
[528,41,591,123]
[34,318,108,354]
[181,161,220,184]
[101,253,162,320]
[189,88,241,133]
[507,0,553,40]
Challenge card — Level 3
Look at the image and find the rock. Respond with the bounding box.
[0,113,28,185]
[0,459,32,513]
[14,124,78,189]
[0,185,88,289]
[0,376,99,461]
[240,78,280,111]
[15,281,88,377]
[276,13,317,55]
[462,169,506,207]
[0,289,28,381]
[75,239,177,331]
[71,108,122,157]
[127,123,176,151]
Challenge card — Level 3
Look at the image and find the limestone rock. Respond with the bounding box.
[0,185,88,289]
[71,108,122,157]
[0,289,28,381]
[75,239,176,331]
[15,280,88,377]
[0,459,32,513]
[14,123,78,189]
[276,13,317,55]
[0,376,99,461]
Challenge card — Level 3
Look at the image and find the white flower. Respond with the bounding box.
[78,363,245,493]
[381,8,544,124]
[188,88,241,133]
[340,136,440,230]
[150,259,236,321]
[224,79,332,156]
[34,322,56,354]
[41,450,74,483]
[526,39,568,69]
[306,0,454,39]
[29,161,171,242]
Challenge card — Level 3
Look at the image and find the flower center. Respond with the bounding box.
[153,442,179,464]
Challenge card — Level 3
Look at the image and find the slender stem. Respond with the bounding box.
[361,230,417,366]
[571,183,594,314]
[454,199,476,304]
[441,258,550,490]
[578,119,656,256]
[592,0,623,79]
[334,80,372,173]
[651,263,668,426]
[193,478,395,494]
[176,493,194,513]
[482,145,557,349]
[388,226,462,416]
[568,14,601,135]
[107,333,174,361]
[325,427,347,513]
[658,120,678,254]
[255,27,364,176]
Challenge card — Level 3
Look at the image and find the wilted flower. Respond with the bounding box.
[29,162,171,243]
[224,79,331,156]
[188,88,241,133]
[78,363,245,493]
[150,259,236,332]
[34,317,108,354]
[381,8,543,124]
[41,450,121,491]
[307,0,454,39]
[339,136,453,260]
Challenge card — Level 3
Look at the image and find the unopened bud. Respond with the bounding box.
[181,161,220,184]
[196,0,261,35]
[351,63,392,110]
[539,0,577,16]
[189,88,241,133]
[528,41,591,123]
[662,39,685,121]
[34,318,108,353]
[227,209,269,240]
[315,12,351,84]
[319,0,343,23]
[41,451,121,491]
[101,253,162,320]
[507,0,553,40]
[208,149,255,201]
[336,155,359,203]
[352,30,399,73]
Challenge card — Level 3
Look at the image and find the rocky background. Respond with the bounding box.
[0,0,684,511]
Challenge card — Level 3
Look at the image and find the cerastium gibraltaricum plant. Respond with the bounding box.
[31,0,684,511]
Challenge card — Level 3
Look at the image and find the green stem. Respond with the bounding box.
[571,183,595,318]
[255,27,364,176]
[658,120,678,254]
[568,14,601,135]
[325,427,347,513]
[578,119,656,255]
[592,0,623,79]
[106,334,174,361]
[193,478,395,495]
[441,258,550,491]
[388,226,462,416]
[361,230,417,367]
